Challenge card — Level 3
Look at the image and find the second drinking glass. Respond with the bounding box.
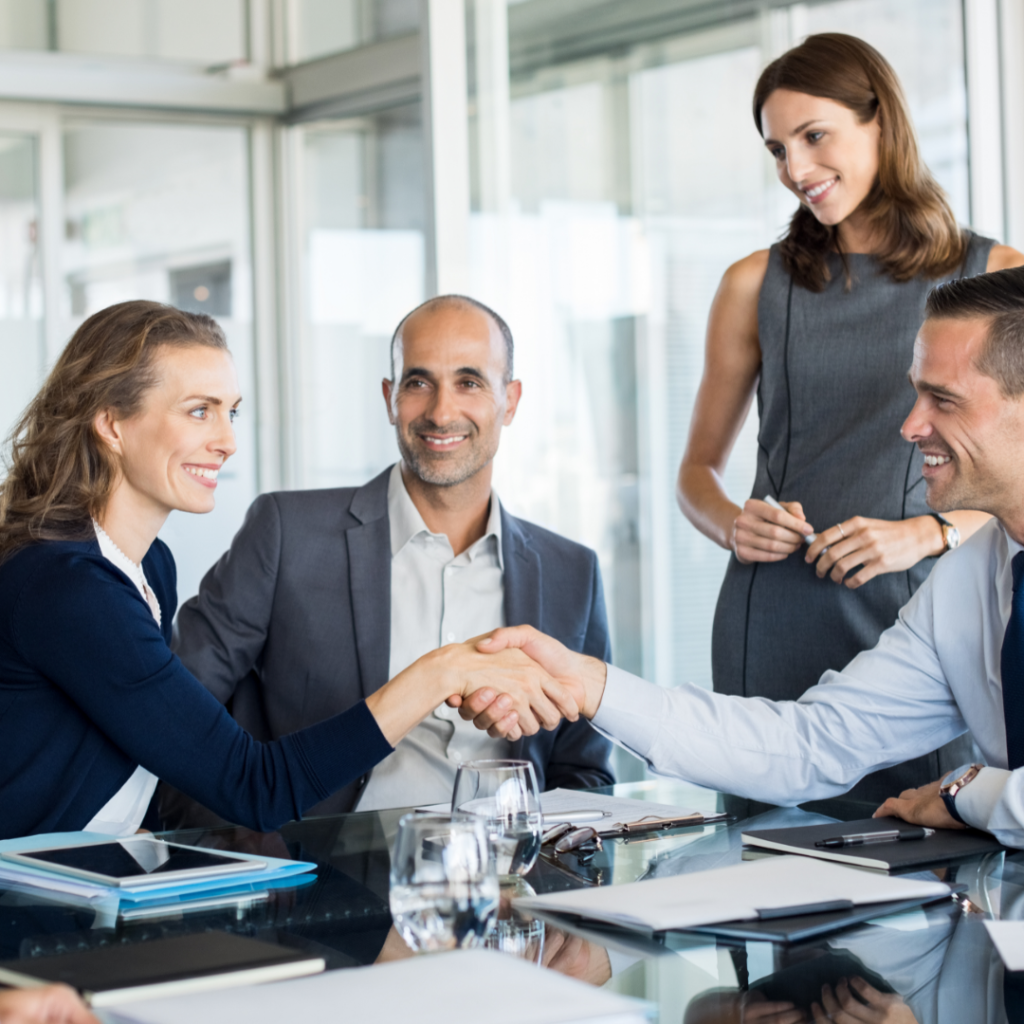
[451,759,543,879]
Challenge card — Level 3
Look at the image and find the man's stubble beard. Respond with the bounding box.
[397,426,499,488]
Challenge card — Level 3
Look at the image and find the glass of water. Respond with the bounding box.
[389,813,498,954]
[452,759,543,879]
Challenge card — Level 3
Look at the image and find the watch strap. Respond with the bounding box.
[941,786,966,824]
[930,513,952,553]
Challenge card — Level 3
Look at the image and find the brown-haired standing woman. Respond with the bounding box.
[0,300,564,839]
[677,33,1024,800]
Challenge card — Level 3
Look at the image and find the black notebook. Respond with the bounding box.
[742,817,1004,871]
[0,931,325,1007]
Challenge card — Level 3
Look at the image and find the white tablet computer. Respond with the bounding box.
[1,837,266,889]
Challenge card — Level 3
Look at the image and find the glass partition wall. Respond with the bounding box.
[0,132,43,436]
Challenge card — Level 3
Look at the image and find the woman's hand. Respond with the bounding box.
[0,985,98,1024]
[804,515,942,589]
[732,499,814,564]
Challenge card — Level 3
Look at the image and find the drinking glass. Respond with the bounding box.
[451,759,543,878]
[389,813,498,954]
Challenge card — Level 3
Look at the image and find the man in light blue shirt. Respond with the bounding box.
[462,266,1024,848]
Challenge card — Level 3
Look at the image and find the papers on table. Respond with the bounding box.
[107,948,655,1024]
[985,920,1024,970]
[417,788,706,830]
[539,789,704,830]
[514,855,951,932]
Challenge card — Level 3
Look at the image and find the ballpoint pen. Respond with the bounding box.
[541,810,611,825]
[764,495,818,545]
[814,827,935,848]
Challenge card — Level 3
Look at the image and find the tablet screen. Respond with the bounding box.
[20,841,248,880]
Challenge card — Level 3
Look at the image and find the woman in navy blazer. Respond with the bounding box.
[0,301,570,840]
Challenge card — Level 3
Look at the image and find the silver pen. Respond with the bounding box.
[764,495,817,545]
[542,810,610,825]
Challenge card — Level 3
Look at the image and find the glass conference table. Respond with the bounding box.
[1,780,1018,1023]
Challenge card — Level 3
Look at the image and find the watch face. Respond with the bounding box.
[947,526,961,549]
[941,763,975,790]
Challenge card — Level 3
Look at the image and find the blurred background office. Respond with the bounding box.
[0,0,1021,782]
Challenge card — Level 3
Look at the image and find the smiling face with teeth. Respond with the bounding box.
[760,89,881,243]
[95,344,241,539]
[383,301,521,493]
[903,316,1024,525]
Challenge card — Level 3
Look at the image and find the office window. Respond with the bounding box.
[0,133,43,438]
[0,0,247,63]
[284,0,420,64]
[292,105,425,489]
[62,119,257,601]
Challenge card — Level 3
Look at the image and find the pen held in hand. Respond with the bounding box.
[763,495,817,545]
[815,827,935,849]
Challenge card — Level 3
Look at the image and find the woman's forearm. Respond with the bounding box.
[677,463,742,551]
[364,648,454,747]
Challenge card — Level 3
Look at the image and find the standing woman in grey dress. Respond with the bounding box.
[677,33,1024,801]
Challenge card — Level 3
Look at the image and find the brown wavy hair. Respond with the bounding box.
[753,33,967,291]
[0,301,226,562]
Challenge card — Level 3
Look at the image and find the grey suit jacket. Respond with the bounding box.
[160,466,614,829]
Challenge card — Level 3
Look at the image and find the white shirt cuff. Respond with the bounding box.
[591,664,666,764]
[955,765,1010,830]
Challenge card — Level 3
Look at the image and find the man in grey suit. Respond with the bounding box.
[160,294,614,828]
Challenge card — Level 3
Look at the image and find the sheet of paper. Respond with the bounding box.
[985,920,1024,971]
[514,855,950,932]
[539,789,700,828]
[106,949,654,1024]
[416,789,700,828]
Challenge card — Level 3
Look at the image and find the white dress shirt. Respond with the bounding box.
[592,518,1024,846]
[355,463,511,811]
[84,522,160,836]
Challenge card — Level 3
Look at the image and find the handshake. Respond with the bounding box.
[436,626,610,743]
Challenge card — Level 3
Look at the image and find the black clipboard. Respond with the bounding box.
[683,888,960,943]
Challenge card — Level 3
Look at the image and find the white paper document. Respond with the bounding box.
[514,855,951,932]
[107,949,654,1024]
[985,920,1024,971]
[417,788,701,829]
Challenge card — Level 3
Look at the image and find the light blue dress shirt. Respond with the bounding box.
[593,518,1024,846]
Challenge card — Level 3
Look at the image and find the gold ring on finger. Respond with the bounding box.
[835,523,846,539]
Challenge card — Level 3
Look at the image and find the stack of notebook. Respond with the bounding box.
[0,832,317,918]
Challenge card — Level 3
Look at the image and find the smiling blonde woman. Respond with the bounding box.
[676,33,1024,800]
[0,300,570,840]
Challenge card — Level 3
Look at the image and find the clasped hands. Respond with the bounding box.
[732,499,943,589]
[442,626,606,741]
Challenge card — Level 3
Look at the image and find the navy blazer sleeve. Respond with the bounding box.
[535,556,615,791]
[0,544,391,838]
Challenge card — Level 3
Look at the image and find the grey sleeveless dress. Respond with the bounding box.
[711,232,993,803]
